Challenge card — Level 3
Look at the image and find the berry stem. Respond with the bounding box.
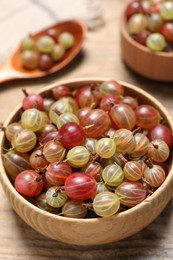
[0,123,5,132]
[22,88,29,97]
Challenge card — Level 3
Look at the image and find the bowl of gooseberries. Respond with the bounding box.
[120,0,173,81]
[0,77,173,246]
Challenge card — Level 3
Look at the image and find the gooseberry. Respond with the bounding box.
[65,173,97,201]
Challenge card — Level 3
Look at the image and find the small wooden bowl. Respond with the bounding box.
[120,14,173,81]
[0,77,173,246]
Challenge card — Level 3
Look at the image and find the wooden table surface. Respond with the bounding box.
[0,0,173,259]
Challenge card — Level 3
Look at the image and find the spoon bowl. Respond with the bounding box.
[0,20,86,84]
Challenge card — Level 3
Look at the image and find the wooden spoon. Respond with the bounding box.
[0,19,86,84]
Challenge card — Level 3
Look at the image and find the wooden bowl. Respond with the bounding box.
[0,77,173,246]
[120,14,173,81]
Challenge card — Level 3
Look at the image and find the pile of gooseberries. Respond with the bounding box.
[125,0,173,52]
[1,79,173,219]
[20,28,74,71]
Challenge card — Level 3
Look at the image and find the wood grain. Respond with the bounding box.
[0,0,173,259]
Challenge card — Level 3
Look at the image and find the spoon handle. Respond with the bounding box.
[0,63,20,84]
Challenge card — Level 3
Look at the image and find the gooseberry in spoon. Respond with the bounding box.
[0,20,85,84]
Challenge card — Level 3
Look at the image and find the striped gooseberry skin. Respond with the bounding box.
[65,173,97,201]
[5,122,23,142]
[94,182,109,197]
[113,128,135,153]
[76,107,91,122]
[66,146,90,168]
[130,133,150,158]
[11,128,37,153]
[39,123,57,135]
[95,137,116,159]
[115,181,147,207]
[147,124,173,148]
[39,131,59,144]
[43,140,65,163]
[80,109,110,138]
[29,149,49,170]
[14,170,43,198]
[124,161,143,181]
[59,122,85,149]
[52,85,71,100]
[21,108,49,132]
[35,193,60,214]
[102,164,124,187]
[110,104,136,130]
[45,162,72,185]
[83,137,97,153]
[75,84,101,108]
[46,186,68,208]
[22,92,44,111]
[82,161,103,181]
[120,95,138,109]
[99,95,120,111]
[144,164,166,188]
[99,80,124,98]
[2,150,32,181]
[135,104,160,130]
[147,139,170,163]
[49,97,79,125]
[62,200,88,218]
[93,191,120,217]
[56,112,79,129]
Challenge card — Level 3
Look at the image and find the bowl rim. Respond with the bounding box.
[0,76,173,224]
[121,10,173,58]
